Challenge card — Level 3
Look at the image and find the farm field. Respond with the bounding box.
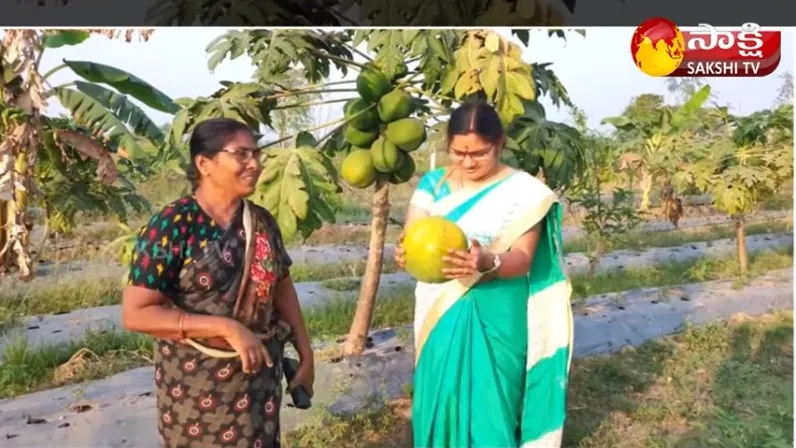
[0,28,793,446]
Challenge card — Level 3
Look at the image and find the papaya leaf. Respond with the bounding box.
[174,82,274,143]
[365,30,410,79]
[63,60,179,114]
[507,101,585,191]
[511,29,530,46]
[353,30,373,47]
[443,30,533,124]
[428,29,463,92]
[215,30,353,86]
[205,30,251,71]
[253,146,340,241]
[531,62,572,109]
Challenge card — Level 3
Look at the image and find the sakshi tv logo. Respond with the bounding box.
[631,17,781,77]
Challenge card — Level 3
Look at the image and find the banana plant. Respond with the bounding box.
[0,29,173,278]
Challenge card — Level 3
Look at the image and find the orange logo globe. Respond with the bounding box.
[631,17,685,77]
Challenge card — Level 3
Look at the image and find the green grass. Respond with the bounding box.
[304,289,414,341]
[2,249,790,401]
[302,248,793,341]
[283,398,413,448]
[0,329,154,398]
[290,260,399,283]
[288,225,404,247]
[761,190,793,211]
[571,246,793,300]
[37,222,142,264]
[281,311,794,447]
[0,261,400,327]
[322,277,362,291]
[0,277,123,329]
[563,310,793,447]
[563,218,793,254]
[4,246,790,332]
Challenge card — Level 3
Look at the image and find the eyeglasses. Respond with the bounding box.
[448,146,494,161]
[219,147,262,163]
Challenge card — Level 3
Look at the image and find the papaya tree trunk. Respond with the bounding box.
[344,178,390,356]
[735,216,748,274]
[587,239,604,279]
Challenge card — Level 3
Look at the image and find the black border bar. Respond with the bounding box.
[1,0,796,27]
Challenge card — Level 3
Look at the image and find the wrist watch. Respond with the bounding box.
[480,253,501,274]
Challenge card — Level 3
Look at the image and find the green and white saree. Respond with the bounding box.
[409,167,574,447]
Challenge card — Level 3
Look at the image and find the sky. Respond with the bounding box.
[37,27,794,136]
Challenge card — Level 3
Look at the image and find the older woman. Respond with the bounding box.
[122,117,314,447]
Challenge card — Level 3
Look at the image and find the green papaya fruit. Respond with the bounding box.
[356,67,392,102]
[370,136,400,173]
[385,118,426,152]
[343,98,380,131]
[340,150,377,189]
[389,152,416,184]
[377,88,414,123]
[344,125,379,147]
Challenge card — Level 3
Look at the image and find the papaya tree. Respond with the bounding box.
[678,103,793,274]
[567,107,640,279]
[196,28,584,355]
[0,29,173,278]
[601,85,715,227]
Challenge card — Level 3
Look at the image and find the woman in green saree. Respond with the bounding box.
[395,101,574,447]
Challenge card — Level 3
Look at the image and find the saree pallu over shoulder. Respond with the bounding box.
[128,196,294,448]
[411,172,574,448]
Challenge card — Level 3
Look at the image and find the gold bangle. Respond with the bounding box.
[178,311,186,340]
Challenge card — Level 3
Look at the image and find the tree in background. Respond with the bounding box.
[665,77,717,104]
[602,86,714,226]
[678,103,793,274]
[0,29,170,279]
[776,71,793,106]
[567,107,641,279]
[260,67,327,148]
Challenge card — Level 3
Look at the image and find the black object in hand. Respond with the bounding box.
[282,357,312,410]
